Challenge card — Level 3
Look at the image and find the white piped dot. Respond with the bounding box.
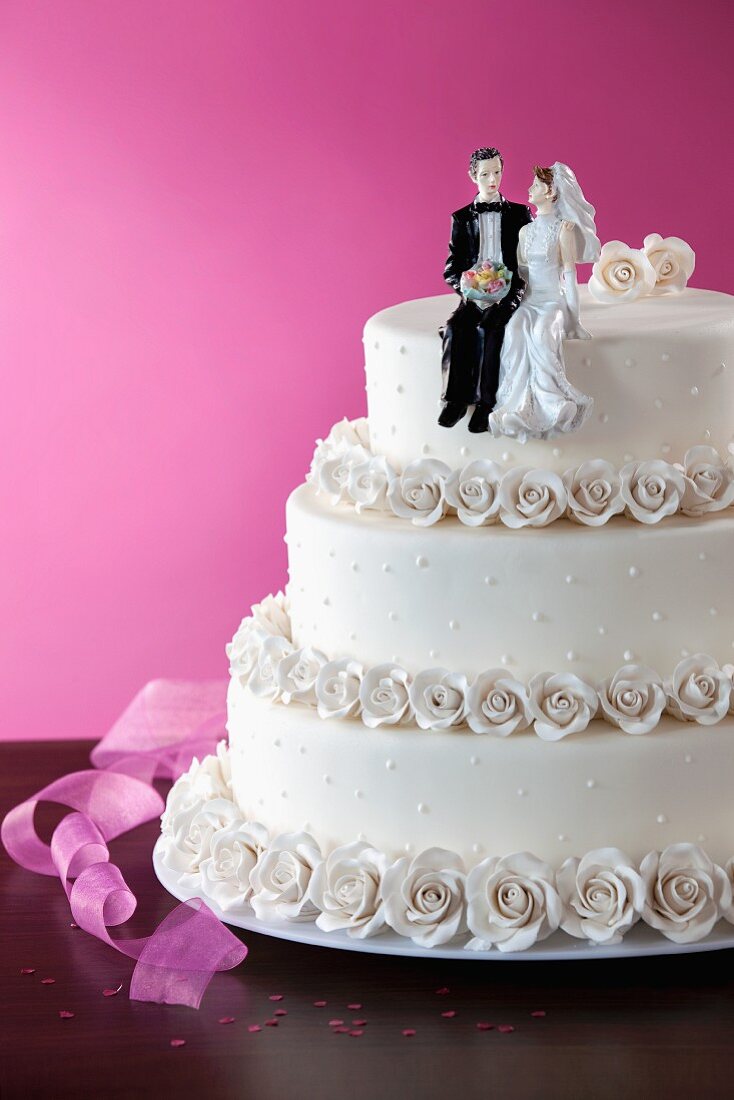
[656,814,667,825]
[390,424,397,435]
[416,555,429,569]
[386,759,396,771]
[382,562,391,573]
[323,596,330,606]
[552,447,562,458]
[661,352,670,362]
[472,843,482,854]
[565,574,575,585]
[566,650,577,662]
[698,834,707,843]
[399,344,407,354]
[623,650,635,662]
[273,738,281,748]
[684,753,694,764]
[302,821,311,831]
[652,611,664,622]
[500,654,512,666]
[582,357,592,367]
[484,576,496,586]
[328,547,336,558]
[691,385,699,397]
[680,648,689,657]
[599,412,609,424]
[558,833,568,842]
[374,340,379,349]
[628,566,640,578]
[417,802,429,814]
[421,443,430,455]
[299,745,307,755]
[351,561,359,572]
[388,610,398,622]
[623,453,634,463]
[356,832,366,842]
[586,778,596,789]
[469,755,480,766]
[428,648,439,659]
[459,445,470,458]
[598,625,607,635]
[699,552,706,561]
[501,451,512,463]
[322,774,331,785]
[396,383,404,394]
[449,619,459,631]
[654,398,664,410]
[517,788,526,797]
[404,842,414,853]
[661,444,671,455]
[710,607,718,616]
[280,789,287,799]
[354,789,363,799]
[532,611,543,622]
[625,357,635,367]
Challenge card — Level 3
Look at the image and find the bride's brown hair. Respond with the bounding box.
[533,165,558,201]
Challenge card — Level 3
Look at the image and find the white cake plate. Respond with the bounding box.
[153,842,734,962]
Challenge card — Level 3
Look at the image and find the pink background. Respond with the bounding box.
[2,0,732,741]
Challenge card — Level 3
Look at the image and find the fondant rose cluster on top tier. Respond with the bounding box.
[588,234,695,303]
[228,597,734,737]
[158,749,734,950]
[307,420,734,528]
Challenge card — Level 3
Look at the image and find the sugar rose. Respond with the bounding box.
[588,241,657,304]
[642,233,695,293]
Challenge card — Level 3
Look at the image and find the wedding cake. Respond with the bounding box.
[159,277,734,952]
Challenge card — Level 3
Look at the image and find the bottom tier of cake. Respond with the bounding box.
[227,679,734,868]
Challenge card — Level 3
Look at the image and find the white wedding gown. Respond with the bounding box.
[489,214,593,443]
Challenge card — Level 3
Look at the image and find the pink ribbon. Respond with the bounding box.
[1,680,247,1008]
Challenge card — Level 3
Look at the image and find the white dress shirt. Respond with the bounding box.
[475,195,503,264]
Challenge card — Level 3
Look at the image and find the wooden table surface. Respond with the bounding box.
[2,739,734,1100]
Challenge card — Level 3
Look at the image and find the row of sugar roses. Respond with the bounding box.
[159,769,733,951]
[227,615,734,736]
[310,442,734,528]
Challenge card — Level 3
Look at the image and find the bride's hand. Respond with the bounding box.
[561,220,575,234]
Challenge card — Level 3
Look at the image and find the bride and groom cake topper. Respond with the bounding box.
[440,147,601,442]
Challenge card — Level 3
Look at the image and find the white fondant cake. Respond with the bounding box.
[160,287,734,952]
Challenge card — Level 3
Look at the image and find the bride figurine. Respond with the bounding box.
[488,162,601,442]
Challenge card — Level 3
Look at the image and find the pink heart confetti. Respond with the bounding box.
[20,968,35,975]
[329,1018,344,1027]
[58,1011,75,1019]
[247,1025,261,1034]
[435,987,450,995]
[102,984,123,997]
[476,1022,495,1031]
[269,994,284,1002]
[352,1018,367,1027]
[218,1017,236,1025]
[349,1029,364,1038]
[402,1028,416,1037]
[273,1009,287,1017]
[69,923,78,929]
[441,1010,456,1018]
[531,1010,547,1018]
[347,1002,362,1010]
[41,978,56,985]
[333,1026,350,1034]
[169,1038,186,1048]
[498,1024,515,1033]
[265,1018,279,1027]
[313,1000,327,1007]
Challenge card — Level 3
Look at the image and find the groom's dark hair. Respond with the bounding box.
[469,147,504,176]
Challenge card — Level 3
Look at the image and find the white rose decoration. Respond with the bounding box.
[324,416,371,452]
[642,233,695,294]
[410,668,468,730]
[679,445,734,517]
[348,454,395,513]
[588,240,657,304]
[445,460,503,527]
[161,746,232,836]
[159,796,241,889]
[498,467,567,529]
[466,851,562,952]
[250,831,323,923]
[249,635,294,700]
[309,840,387,939]
[199,819,269,911]
[251,591,291,640]
[640,843,731,943]
[724,665,734,715]
[598,664,666,735]
[528,672,598,740]
[558,848,645,945]
[387,459,451,527]
[276,646,327,705]
[318,443,371,504]
[563,460,624,526]
[666,653,731,725]
[466,670,531,736]
[359,664,413,728]
[621,459,686,523]
[316,658,363,719]
[382,848,467,947]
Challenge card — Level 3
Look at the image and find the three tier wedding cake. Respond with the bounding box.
[158,280,734,952]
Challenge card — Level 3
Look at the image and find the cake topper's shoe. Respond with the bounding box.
[468,403,490,433]
[437,401,468,428]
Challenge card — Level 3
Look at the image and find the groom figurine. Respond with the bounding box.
[439,147,532,432]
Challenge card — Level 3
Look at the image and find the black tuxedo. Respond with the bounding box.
[441,197,532,409]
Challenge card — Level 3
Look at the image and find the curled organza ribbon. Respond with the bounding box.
[1,679,247,1008]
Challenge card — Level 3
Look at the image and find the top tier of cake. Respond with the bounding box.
[364,288,734,473]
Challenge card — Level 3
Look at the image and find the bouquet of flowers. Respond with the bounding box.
[460,260,513,308]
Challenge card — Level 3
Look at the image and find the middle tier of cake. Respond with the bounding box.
[286,482,733,682]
